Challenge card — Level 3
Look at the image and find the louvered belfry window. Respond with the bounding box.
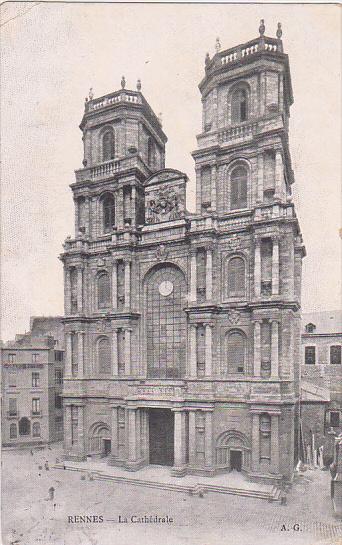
[98,337,111,374]
[231,88,248,123]
[102,130,115,161]
[98,272,110,309]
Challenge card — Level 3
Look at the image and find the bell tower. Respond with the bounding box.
[192,21,293,216]
[73,78,167,236]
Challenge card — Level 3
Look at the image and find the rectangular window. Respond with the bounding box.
[305,346,316,365]
[330,412,340,428]
[54,351,64,362]
[32,372,40,388]
[55,393,62,409]
[32,353,39,363]
[8,398,17,416]
[330,346,341,365]
[32,398,40,415]
[8,353,16,363]
[55,369,63,385]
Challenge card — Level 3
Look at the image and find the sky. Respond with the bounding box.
[1,3,341,341]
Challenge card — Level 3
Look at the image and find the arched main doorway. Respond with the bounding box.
[145,264,187,378]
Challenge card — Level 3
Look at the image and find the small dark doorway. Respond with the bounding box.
[149,409,174,466]
[103,439,111,456]
[230,450,242,471]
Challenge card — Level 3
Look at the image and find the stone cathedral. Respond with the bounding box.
[61,22,305,485]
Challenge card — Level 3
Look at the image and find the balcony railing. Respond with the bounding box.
[75,154,151,183]
[31,410,42,417]
[85,90,142,113]
[7,411,18,418]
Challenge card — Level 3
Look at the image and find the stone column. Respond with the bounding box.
[77,332,85,378]
[211,165,217,211]
[253,321,262,377]
[77,267,83,313]
[109,406,118,461]
[117,188,124,229]
[189,250,197,303]
[271,320,279,378]
[65,333,72,377]
[195,167,202,214]
[124,260,131,309]
[172,410,186,475]
[127,408,137,462]
[275,150,283,200]
[254,239,261,297]
[77,405,85,458]
[257,153,264,203]
[131,186,136,228]
[64,268,71,315]
[206,248,213,301]
[272,238,280,296]
[204,323,213,377]
[64,404,72,451]
[85,196,90,236]
[188,411,196,466]
[112,330,118,376]
[112,261,117,310]
[271,414,280,473]
[124,328,131,376]
[251,413,260,472]
[74,198,79,237]
[204,411,213,468]
[189,324,197,377]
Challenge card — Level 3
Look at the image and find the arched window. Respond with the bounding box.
[19,417,30,436]
[227,257,246,297]
[102,194,115,233]
[230,166,248,210]
[231,88,248,123]
[98,272,110,309]
[32,422,41,438]
[226,331,246,374]
[98,337,111,374]
[102,130,115,162]
[10,423,17,439]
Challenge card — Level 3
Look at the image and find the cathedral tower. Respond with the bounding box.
[61,23,305,485]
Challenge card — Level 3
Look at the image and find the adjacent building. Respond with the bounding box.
[1,317,65,447]
[300,310,342,463]
[61,22,305,485]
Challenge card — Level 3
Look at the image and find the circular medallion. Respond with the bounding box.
[158,280,174,297]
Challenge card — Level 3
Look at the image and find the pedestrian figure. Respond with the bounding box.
[45,460,49,471]
[30,449,34,456]
[48,486,55,501]
[53,503,56,510]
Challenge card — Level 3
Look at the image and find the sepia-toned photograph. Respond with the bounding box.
[1,3,341,544]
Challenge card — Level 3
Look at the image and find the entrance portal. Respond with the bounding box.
[149,409,174,466]
[103,439,111,456]
[230,450,242,471]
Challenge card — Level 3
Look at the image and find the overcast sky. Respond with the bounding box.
[1,3,341,341]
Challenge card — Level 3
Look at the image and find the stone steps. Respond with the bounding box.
[53,463,281,502]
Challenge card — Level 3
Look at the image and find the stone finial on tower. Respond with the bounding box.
[259,19,265,36]
[276,22,282,39]
[88,87,94,100]
[158,112,163,126]
[215,37,221,53]
[205,52,210,66]
[136,79,142,91]
[121,76,126,89]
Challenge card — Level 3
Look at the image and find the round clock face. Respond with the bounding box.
[158,280,174,297]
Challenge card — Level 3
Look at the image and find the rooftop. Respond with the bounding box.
[302,310,342,335]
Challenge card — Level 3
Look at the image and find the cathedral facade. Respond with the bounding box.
[61,24,305,484]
